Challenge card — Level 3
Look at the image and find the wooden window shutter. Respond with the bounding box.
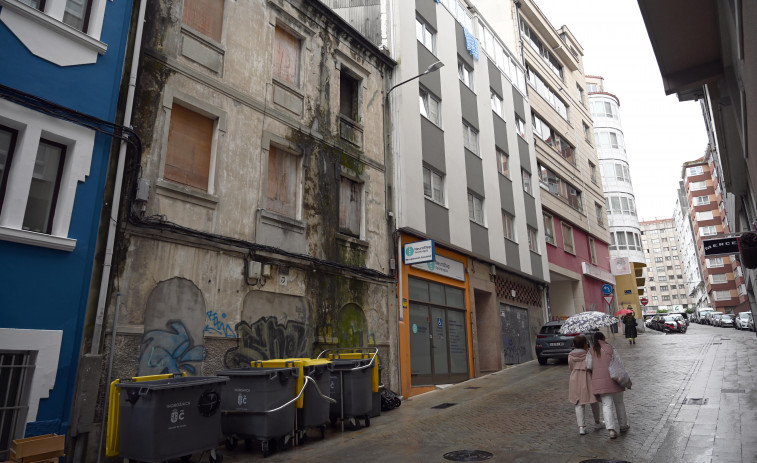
[182,0,224,42]
[273,27,300,87]
[165,104,213,191]
[266,146,298,218]
[339,177,361,236]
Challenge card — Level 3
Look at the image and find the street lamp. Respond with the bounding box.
[386,60,444,97]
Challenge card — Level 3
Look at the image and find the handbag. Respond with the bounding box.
[604,347,632,389]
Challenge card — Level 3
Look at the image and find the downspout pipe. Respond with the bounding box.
[90,0,147,355]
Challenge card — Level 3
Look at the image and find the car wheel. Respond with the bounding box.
[537,355,547,365]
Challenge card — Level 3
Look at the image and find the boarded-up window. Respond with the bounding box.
[266,146,299,218]
[165,104,213,191]
[182,0,224,42]
[339,177,361,236]
[273,27,300,87]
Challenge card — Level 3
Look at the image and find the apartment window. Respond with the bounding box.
[661,295,670,301]
[652,296,658,301]
[266,146,300,218]
[520,19,563,79]
[182,0,224,42]
[538,163,582,212]
[532,114,575,165]
[468,192,485,225]
[340,70,360,121]
[515,115,527,139]
[655,257,663,263]
[597,132,622,150]
[491,91,504,118]
[652,239,660,244]
[588,237,597,264]
[589,162,597,184]
[699,226,717,236]
[656,266,664,272]
[502,212,515,242]
[419,88,441,126]
[543,213,555,245]
[595,203,603,226]
[416,17,436,53]
[687,166,704,176]
[690,181,707,191]
[650,286,656,291]
[165,104,217,191]
[710,274,728,284]
[336,176,363,237]
[0,126,18,215]
[591,101,617,119]
[458,60,474,90]
[587,83,598,92]
[577,85,585,105]
[497,149,509,177]
[696,211,714,221]
[660,285,668,291]
[423,166,444,205]
[522,170,532,195]
[653,248,660,253]
[273,26,300,87]
[707,257,724,268]
[20,140,66,234]
[528,226,539,253]
[659,275,667,281]
[694,195,710,205]
[462,121,479,156]
[562,223,575,254]
[713,290,732,301]
[61,0,95,32]
[526,66,568,119]
[667,266,673,270]
[649,278,654,282]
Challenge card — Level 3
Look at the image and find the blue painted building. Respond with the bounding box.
[0,0,133,456]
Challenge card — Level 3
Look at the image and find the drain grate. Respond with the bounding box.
[682,398,708,405]
[580,460,631,463]
[443,450,493,461]
[722,389,746,393]
[432,402,457,409]
[464,387,481,390]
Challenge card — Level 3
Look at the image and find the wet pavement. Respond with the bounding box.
[218,323,757,463]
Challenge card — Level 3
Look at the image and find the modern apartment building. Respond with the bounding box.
[475,0,613,317]
[682,154,748,313]
[639,219,697,311]
[674,181,708,308]
[325,0,550,395]
[586,76,645,317]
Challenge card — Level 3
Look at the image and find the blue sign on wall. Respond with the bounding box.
[601,284,613,295]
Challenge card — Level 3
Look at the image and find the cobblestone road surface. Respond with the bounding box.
[218,323,757,463]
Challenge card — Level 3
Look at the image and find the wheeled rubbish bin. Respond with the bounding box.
[115,375,228,463]
[216,365,298,457]
[319,348,378,431]
[292,358,334,440]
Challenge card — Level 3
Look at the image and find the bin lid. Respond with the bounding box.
[115,375,227,391]
[216,366,298,377]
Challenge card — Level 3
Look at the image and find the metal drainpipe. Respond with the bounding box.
[90,0,147,356]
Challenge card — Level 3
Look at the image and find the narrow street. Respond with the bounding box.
[223,324,757,463]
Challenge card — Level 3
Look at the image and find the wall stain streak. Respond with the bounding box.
[224,317,309,368]
[138,320,206,375]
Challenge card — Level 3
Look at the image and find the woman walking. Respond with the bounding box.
[568,335,601,435]
[588,332,629,439]
[623,311,638,344]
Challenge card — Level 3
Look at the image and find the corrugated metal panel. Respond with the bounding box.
[322,1,383,46]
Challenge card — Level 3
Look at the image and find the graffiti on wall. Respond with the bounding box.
[138,320,206,375]
[204,309,237,338]
[224,316,309,368]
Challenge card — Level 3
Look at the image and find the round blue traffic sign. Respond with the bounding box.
[601,284,613,295]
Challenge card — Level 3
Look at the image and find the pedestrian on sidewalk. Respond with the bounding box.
[587,332,629,439]
[623,311,637,345]
[568,335,601,435]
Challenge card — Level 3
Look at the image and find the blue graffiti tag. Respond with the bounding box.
[138,320,205,376]
[204,310,237,338]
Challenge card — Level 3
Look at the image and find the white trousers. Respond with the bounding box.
[575,402,601,427]
[600,391,628,431]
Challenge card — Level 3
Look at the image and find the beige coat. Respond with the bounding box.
[568,349,597,405]
[589,340,625,395]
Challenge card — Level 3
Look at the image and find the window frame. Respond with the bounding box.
[490,90,504,118]
[522,169,532,195]
[543,213,555,245]
[338,175,364,238]
[265,144,303,220]
[588,236,597,264]
[272,24,302,88]
[561,222,575,254]
[458,60,474,91]
[496,149,509,178]
[467,192,485,226]
[420,87,442,127]
[423,165,445,205]
[416,16,436,54]
[527,226,539,253]
[502,211,516,242]
[462,121,479,156]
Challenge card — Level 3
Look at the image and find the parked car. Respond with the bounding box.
[750,315,756,332]
[719,314,735,328]
[534,321,589,365]
[735,312,753,330]
[671,313,688,327]
[710,313,724,327]
[704,311,719,325]
[650,315,686,333]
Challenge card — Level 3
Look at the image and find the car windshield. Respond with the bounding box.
[539,325,563,335]
[663,316,675,322]
[722,315,732,320]
[739,313,750,319]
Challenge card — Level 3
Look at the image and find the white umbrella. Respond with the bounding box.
[559,311,619,335]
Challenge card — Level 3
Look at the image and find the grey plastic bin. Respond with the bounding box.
[329,359,372,420]
[116,375,227,463]
[216,367,298,440]
[298,362,332,432]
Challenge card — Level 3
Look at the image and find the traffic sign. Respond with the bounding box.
[601,284,613,295]
[603,295,614,306]
[640,296,649,306]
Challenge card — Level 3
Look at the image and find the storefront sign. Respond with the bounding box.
[412,254,466,281]
[582,262,616,284]
[403,240,435,264]
[702,236,739,257]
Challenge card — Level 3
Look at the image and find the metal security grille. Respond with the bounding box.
[0,351,34,461]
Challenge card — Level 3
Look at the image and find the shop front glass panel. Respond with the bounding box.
[448,309,469,376]
[409,303,433,385]
[431,307,449,376]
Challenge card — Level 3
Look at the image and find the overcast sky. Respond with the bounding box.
[533,0,709,221]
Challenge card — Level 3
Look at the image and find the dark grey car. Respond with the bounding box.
[535,321,583,365]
